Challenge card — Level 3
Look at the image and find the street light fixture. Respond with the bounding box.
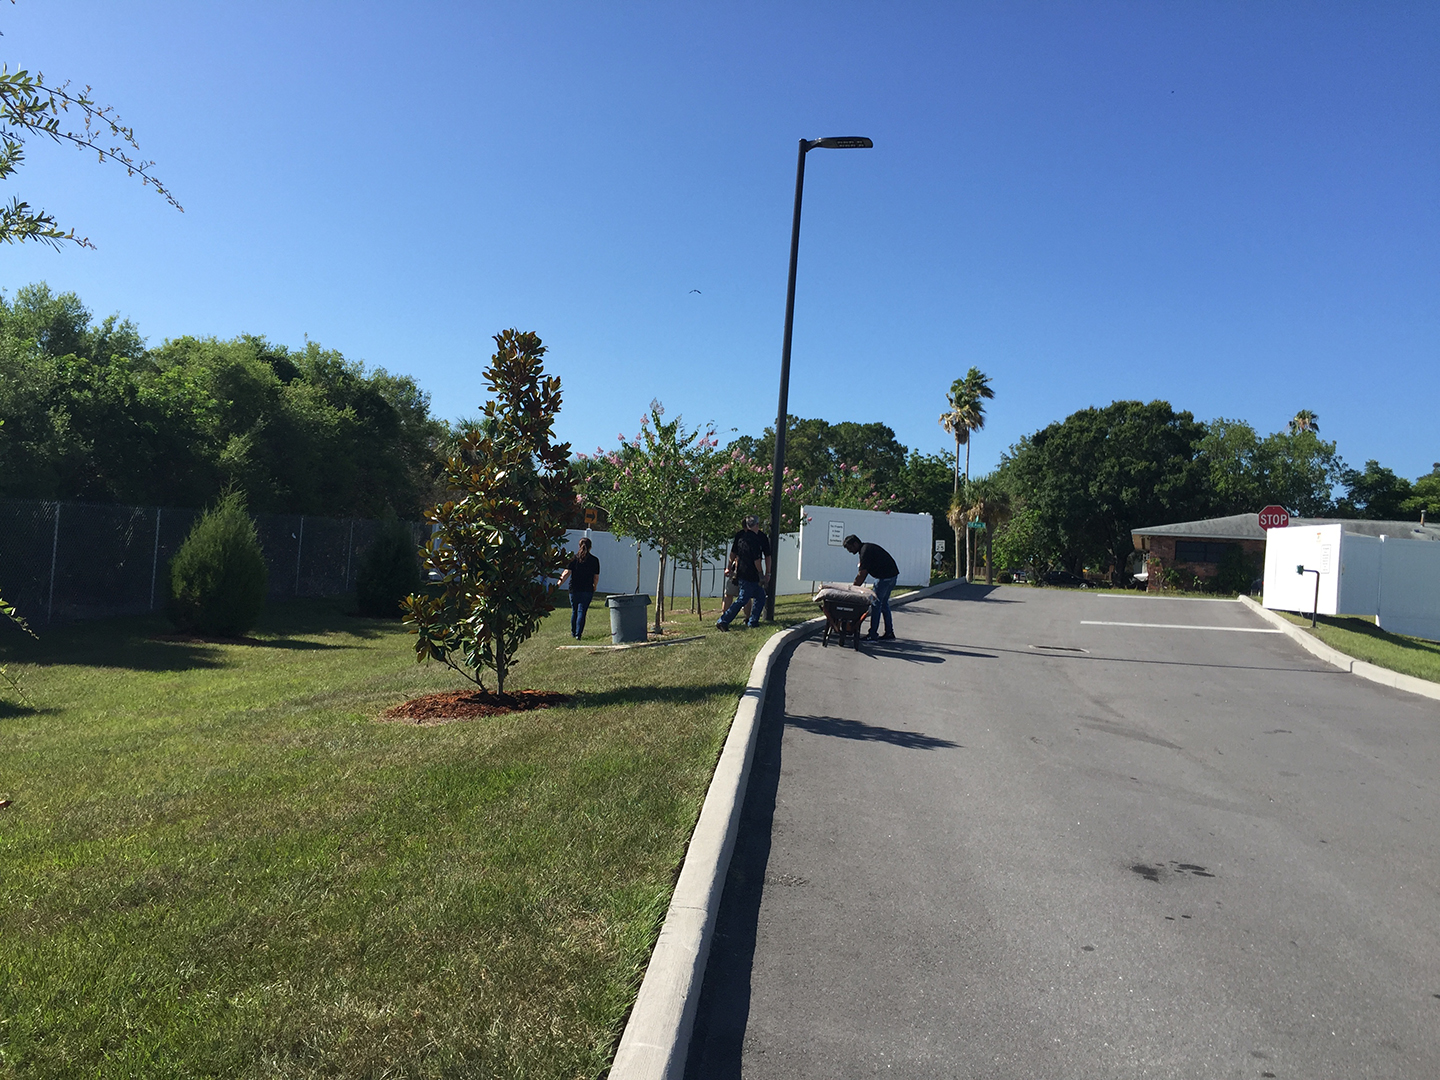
[765,135,873,620]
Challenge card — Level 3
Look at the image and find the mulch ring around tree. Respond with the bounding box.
[381,689,572,726]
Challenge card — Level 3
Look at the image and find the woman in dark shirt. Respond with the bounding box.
[557,537,601,639]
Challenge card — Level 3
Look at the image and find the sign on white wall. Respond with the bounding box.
[796,506,932,586]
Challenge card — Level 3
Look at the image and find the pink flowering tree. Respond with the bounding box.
[580,401,730,632]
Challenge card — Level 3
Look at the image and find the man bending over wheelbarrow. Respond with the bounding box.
[843,534,898,641]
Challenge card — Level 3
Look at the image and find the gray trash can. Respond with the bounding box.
[606,593,651,645]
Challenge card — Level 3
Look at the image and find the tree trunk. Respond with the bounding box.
[495,612,507,695]
[964,440,973,582]
[653,548,666,635]
[953,432,961,580]
[985,528,994,585]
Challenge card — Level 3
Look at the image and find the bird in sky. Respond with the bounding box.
[689,289,701,294]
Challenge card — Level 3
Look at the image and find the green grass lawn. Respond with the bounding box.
[0,591,821,1079]
[1273,610,1440,684]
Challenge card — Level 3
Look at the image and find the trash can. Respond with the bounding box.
[606,593,651,645]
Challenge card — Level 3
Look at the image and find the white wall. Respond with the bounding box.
[560,529,810,597]
[796,505,933,587]
[1264,524,1440,640]
[1376,536,1440,640]
[1263,524,1345,615]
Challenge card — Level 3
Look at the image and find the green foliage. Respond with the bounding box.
[166,492,268,637]
[354,514,420,617]
[1197,418,1345,517]
[401,330,573,694]
[999,400,1209,582]
[1339,460,1413,519]
[1400,471,1440,519]
[1,536,38,703]
[0,284,444,515]
[729,414,908,528]
[0,62,181,248]
[582,402,729,630]
[1212,545,1260,595]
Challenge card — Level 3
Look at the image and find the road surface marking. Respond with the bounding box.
[1081,620,1282,633]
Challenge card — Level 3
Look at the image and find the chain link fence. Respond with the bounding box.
[0,499,425,626]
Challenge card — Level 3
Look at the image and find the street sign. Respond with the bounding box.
[1258,505,1290,530]
[934,539,945,552]
[967,521,987,530]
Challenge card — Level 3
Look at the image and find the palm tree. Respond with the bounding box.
[1289,409,1319,435]
[938,367,994,580]
[948,476,1012,585]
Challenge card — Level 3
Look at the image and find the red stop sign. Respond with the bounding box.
[1258,505,1290,530]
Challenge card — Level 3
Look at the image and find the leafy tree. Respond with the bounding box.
[1338,460,1413,520]
[999,400,1208,582]
[1195,418,1344,517]
[0,61,181,248]
[167,492,268,637]
[1400,466,1440,520]
[581,402,724,633]
[939,367,994,580]
[355,512,420,617]
[1288,409,1320,435]
[949,475,1012,585]
[0,285,444,515]
[402,330,573,694]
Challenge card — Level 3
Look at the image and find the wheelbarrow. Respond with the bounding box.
[813,584,874,649]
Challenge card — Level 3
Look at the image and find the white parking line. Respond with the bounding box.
[1081,620,1282,633]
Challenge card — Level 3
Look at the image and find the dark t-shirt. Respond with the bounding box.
[566,553,600,592]
[730,530,771,582]
[857,542,899,581]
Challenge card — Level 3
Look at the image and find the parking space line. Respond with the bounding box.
[1080,620,1282,633]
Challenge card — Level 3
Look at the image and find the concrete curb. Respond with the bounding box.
[607,577,968,1079]
[1238,594,1440,704]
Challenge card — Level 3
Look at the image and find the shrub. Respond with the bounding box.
[997,570,1013,584]
[356,515,420,617]
[167,492,268,637]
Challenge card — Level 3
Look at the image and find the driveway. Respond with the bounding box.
[685,584,1440,1079]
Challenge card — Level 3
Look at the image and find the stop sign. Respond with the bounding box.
[1258,505,1290,530]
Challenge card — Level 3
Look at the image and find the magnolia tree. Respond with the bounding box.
[402,330,573,694]
[580,402,729,633]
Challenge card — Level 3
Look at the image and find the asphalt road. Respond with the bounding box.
[685,583,1440,1079]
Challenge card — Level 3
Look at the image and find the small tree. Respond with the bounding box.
[401,330,573,694]
[581,402,722,634]
[355,512,420,617]
[167,492,268,637]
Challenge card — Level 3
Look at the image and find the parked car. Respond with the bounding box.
[1045,569,1087,587]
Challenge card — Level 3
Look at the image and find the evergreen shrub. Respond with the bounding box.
[356,516,420,617]
[167,492,268,637]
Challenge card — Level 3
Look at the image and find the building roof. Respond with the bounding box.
[1132,513,1440,543]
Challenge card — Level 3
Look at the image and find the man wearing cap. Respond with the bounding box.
[716,515,772,630]
[843,533,898,640]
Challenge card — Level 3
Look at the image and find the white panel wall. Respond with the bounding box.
[1263,524,1344,615]
[1376,537,1440,640]
[1336,534,1381,617]
[559,530,810,597]
[796,506,933,587]
[1264,525,1440,640]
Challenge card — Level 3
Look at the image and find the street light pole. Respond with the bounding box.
[766,135,872,620]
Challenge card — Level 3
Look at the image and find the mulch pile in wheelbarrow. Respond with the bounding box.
[813,584,875,648]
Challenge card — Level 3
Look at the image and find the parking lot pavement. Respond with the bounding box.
[685,584,1440,1079]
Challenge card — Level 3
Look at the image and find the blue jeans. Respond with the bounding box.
[868,576,896,636]
[570,590,594,638]
[719,579,766,628]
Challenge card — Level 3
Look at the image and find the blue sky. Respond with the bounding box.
[4,2,1437,480]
